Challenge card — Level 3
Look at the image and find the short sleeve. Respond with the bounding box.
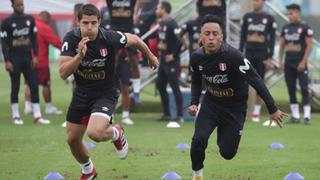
[60,32,78,57]
[105,30,128,48]
[304,25,313,37]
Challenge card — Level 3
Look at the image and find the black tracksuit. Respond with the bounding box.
[240,12,276,78]
[190,42,277,170]
[1,13,39,103]
[281,22,313,104]
[156,17,183,119]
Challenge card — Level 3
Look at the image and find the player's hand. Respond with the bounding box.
[148,54,159,70]
[269,109,288,128]
[265,58,273,70]
[32,56,38,69]
[78,37,90,59]
[5,61,14,73]
[188,105,198,116]
[297,62,306,72]
[165,54,174,63]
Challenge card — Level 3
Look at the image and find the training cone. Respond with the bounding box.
[161,172,182,179]
[176,143,190,149]
[85,141,96,149]
[270,142,284,149]
[166,122,181,128]
[284,172,304,180]
[44,172,64,179]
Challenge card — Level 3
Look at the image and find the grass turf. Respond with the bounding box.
[0,62,320,180]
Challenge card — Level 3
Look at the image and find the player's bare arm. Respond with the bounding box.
[297,36,313,72]
[125,33,159,70]
[59,37,90,80]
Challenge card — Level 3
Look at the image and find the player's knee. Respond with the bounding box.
[87,129,103,142]
[67,135,82,146]
[192,136,208,149]
[220,150,237,160]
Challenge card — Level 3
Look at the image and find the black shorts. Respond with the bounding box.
[66,87,120,125]
[245,50,268,79]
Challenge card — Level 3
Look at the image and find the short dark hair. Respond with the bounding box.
[286,3,301,11]
[161,1,171,14]
[78,4,100,21]
[201,15,223,31]
[74,3,83,12]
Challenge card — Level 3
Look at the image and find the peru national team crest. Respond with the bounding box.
[262,18,268,24]
[100,48,108,57]
[219,63,227,71]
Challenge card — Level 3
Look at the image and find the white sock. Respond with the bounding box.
[45,102,53,111]
[80,159,93,174]
[32,103,42,118]
[11,103,20,118]
[131,78,141,93]
[112,127,119,141]
[25,101,32,110]
[303,105,311,119]
[290,104,300,119]
[194,169,203,177]
[252,105,261,115]
[122,111,129,119]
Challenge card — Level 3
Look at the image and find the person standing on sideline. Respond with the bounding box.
[239,0,277,125]
[0,0,50,125]
[156,1,183,127]
[188,15,286,180]
[59,4,158,179]
[106,0,142,125]
[24,11,63,115]
[279,4,313,125]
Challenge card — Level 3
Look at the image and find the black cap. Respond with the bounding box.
[286,3,301,11]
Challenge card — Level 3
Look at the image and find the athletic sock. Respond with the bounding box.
[32,103,42,118]
[11,103,20,118]
[290,104,300,119]
[80,159,94,174]
[112,127,120,141]
[122,111,129,119]
[252,105,261,115]
[25,101,32,111]
[303,105,311,119]
[194,168,203,177]
[45,102,53,111]
[131,78,141,93]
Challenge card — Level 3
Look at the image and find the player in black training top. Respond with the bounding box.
[155,1,183,125]
[279,4,313,125]
[0,0,50,125]
[107,0,141,125]
[188,15,286,180]
[240,0,277,124]
[59,4,158,180]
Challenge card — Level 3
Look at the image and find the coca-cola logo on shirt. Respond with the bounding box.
[202,74,229,84]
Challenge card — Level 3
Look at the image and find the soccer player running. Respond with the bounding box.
[107,0,141,125]
[239,0,277,125]
[0,0,50,125]
[59,4,158,179]
[279,4,313,125]
[188,15,287,180]
[24,11,63,115]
